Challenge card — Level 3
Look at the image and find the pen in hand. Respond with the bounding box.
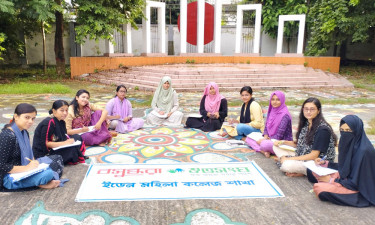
[320,155,327,164]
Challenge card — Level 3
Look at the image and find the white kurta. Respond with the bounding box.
[146,91,183,126]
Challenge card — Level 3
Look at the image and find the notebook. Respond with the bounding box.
[52,140,82,151]
[279,144,297,152]
[151,110,168,118]
[303,160,338,176]
[247,132,264,141]
[74,126,95,135]
[9,163,50,182]
[186,113,202,118]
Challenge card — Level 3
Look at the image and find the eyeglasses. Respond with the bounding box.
[118,90,127,93]
[303,107,317,112]
[340,128,353,132]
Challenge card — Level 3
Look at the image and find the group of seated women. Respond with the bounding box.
[0,76,374,208]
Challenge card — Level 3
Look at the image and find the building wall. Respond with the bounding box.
[25,24,71,65]
[10,24,374,65]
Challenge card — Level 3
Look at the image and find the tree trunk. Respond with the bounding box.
[42,21,47,75]
[54,0,65,77]
[340,39,348,65]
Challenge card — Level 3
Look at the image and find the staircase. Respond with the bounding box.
[83,64,353,91]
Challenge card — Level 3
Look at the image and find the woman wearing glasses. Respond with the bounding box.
[274,97,337,177]
[106,85,144,133]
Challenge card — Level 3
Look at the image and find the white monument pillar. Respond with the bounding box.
[104,38,114,56]
[123,23,132,54]
[142,1,166,56]
[180,0,187,54]
[235,4,262,55]
[197,0,205,53]
[214,0,222,54]
[276,14,306,56]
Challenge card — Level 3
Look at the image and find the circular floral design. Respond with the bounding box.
[116,127,210,158]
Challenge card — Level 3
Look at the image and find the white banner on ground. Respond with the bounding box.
[75,161,284,202]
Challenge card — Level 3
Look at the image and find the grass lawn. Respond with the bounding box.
[0,82,73,94]
[340,65,375,92]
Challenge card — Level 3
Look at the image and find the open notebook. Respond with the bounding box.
[303,160,338,176]
[8,163,49,182]
[73,126,95,135]
[52,140,81,151]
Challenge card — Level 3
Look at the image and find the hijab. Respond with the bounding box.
[265,91,292,137]
[152,76,174,113]
[337,115,375,204]
[11,123,34,165]
[203,82,224,113]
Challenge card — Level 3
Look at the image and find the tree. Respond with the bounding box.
[261,0,307,53]
[72,0,145,44]
[0,0,15,60]
[306,0,375,58]
[22,0,57,74]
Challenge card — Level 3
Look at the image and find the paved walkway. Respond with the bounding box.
[1,86,375,224]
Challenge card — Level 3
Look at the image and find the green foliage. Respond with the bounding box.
[0,65,71,80]
[0,0,62,59]
[260,0,307,39]
[0,33,5,60]
[366,117,375,135]
[341,65,375,92]
[0,82,73,94]
[73,0,145,44]
[306,0,349,56]
[0,0,14,14]
[306,0,375,56]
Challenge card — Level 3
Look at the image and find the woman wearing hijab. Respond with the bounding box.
[274,97,337,177]
[245,91,293,157]
[33,100,87,165]
[220,86,264,140]
[0,103,62,191]
[185,82,228,132]
[309,115,375,207]
[146,76,183,126]
[106,85,144,133]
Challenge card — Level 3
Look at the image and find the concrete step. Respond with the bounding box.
[84,64,354,91]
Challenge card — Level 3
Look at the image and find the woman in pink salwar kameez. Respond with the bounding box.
[65,89,111,146]
[106,85,144,133]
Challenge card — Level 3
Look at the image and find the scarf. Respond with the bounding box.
[240,98,254,123]
[112,96,130,120]
[50,117,67,142]
[151,76,174,113]
[336,115,375,204]
[203,82,224,113]
[71,105,91,129]
[265,91,292,137]
[11,123,34,165]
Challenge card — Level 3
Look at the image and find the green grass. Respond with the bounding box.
[129,96,152,108]
[340,65,375,92]
[0,82,73,94]
[366,117,375,135]
[0,65,71,81]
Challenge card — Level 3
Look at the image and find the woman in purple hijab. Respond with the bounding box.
[106,85,144,133]
[246,91,293,157]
